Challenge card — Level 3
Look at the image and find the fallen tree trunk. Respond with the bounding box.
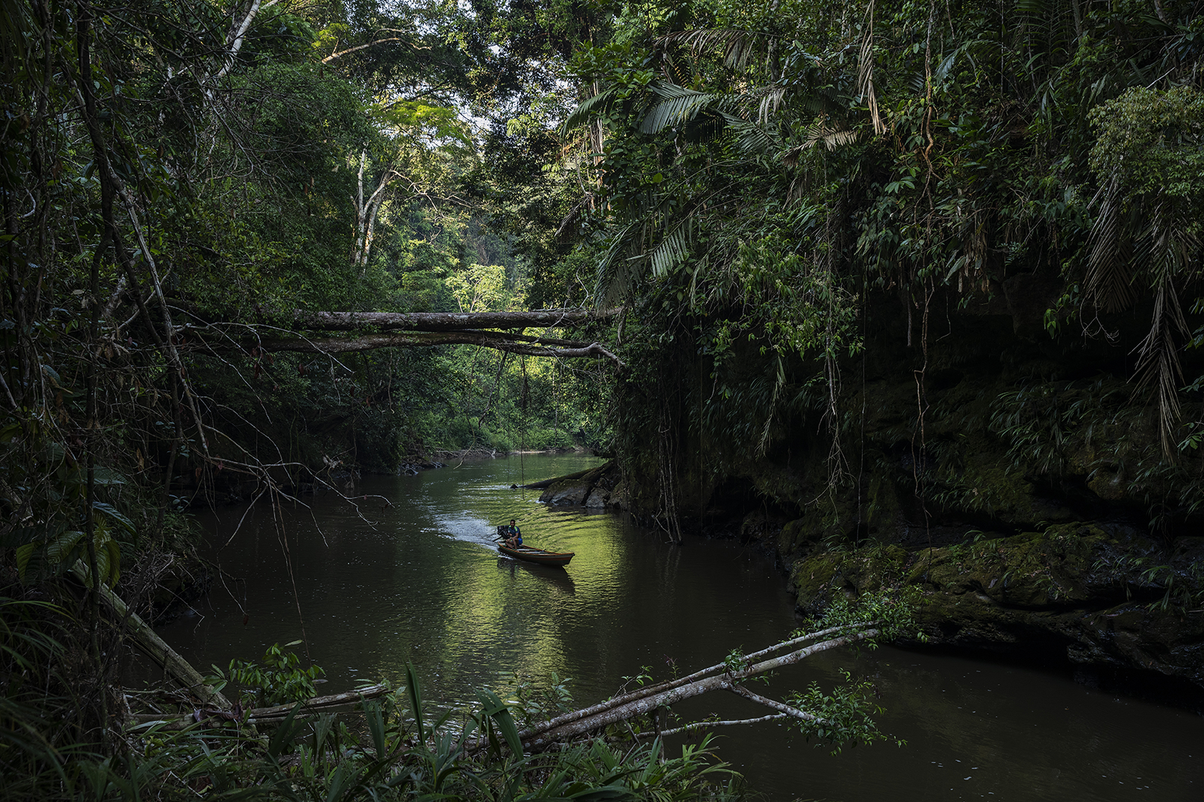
[456,622,883,754]
[248,331,624,366]
[128,683,390,730]
[70,562,232,711]
[293,308,621,332]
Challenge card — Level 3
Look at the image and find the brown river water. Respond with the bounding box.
[151,454,1203,801]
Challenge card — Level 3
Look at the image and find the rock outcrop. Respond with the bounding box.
[532,461,624,508]
[777,522,1204,706]
[531,449,1204,702]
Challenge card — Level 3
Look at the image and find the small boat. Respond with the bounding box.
[497,543,575,568]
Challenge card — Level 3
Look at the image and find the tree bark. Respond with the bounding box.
[128,683,389,729]
[517,627,877,750]
[293,308,620,332]
[249,331,622,365]
[190,308,626,365]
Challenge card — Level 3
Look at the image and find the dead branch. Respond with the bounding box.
[208,330,625,367]
[659,712,788,737]
[293,308,621,332]
[128,683,390,730]
[463,623,880,753]
[70,562,231,711]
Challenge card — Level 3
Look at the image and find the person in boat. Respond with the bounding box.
[502,519,522,549]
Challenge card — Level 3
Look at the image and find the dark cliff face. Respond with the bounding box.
[607,285,1204,699]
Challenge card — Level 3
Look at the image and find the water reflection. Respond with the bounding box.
[150,454,1203,802]
[496,558,577,594]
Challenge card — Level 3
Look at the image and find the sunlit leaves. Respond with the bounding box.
[446,263,518,313]
[1089,86,1204,203]
[376,99,474,151]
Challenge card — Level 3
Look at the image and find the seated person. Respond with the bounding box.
[502,519,522,548]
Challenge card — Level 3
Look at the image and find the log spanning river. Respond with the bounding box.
[155,454,1202,801]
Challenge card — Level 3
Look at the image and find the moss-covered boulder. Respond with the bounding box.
[791,525,1204,692]
[535,462,621,507]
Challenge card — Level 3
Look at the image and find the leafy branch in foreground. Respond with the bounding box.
[499,591,918,753]
[6,594,910,801]
[115,662,742,802]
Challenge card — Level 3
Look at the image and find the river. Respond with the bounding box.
[153,454,1203,801]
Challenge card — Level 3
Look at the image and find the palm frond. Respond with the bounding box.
[649,218,695,279]
[719,112,781,156]
[562,86,619,135]
[857,0,885,136]
[757,85,786,125]
[641,83,727,134]
[756,356,785,458]
[664,28,769,72]
[594,222,642,308]
[1132,204,1197,455]
[1085,178,1135,313]
[1133,279,1186,456]
[801,118,858,150]
[934,39,984,88]
[782,118,858,166]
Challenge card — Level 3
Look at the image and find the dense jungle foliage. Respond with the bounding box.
[0,0,616,795]
[3,0,1204,796]
[561,0,1204,541]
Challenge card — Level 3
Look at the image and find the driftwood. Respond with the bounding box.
[70,562,232,710]
[242,683,390,723]
[129,683,390,730]
[508,623,879,752]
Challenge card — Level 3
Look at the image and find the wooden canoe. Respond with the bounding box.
[497,543,574,567]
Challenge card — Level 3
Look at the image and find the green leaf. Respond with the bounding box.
[92,502,135,537]
[476,689,522,757]
[364,701,387,760]
[267,703,306,760]
[14,543,38,584]
[405,662,425,743]
[562,87,619,134]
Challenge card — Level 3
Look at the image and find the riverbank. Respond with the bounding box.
[541,461,1204,711]
[161,453,1204,801]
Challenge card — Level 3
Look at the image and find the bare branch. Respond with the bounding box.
[512,626,879,751]
[293,308,621,332]
[321,36,420,64]
[218,331,626,367]
[211,0,280,86]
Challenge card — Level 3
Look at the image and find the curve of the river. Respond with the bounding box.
[152,454,1202,801]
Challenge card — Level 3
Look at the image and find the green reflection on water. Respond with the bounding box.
[146,454,1203,802]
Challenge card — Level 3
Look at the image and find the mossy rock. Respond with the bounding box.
[788,523,1204,689]
[789,550,846,608]
[777,517,823,561]
[539,463,617,506]
[790,542,909,615]
[910,525,1113,610]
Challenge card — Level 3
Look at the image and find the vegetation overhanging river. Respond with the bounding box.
[148,454,1202,801]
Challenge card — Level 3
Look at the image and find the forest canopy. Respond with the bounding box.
[2,0,1204,797]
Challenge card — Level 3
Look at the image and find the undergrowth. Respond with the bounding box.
[1,610,744,802]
